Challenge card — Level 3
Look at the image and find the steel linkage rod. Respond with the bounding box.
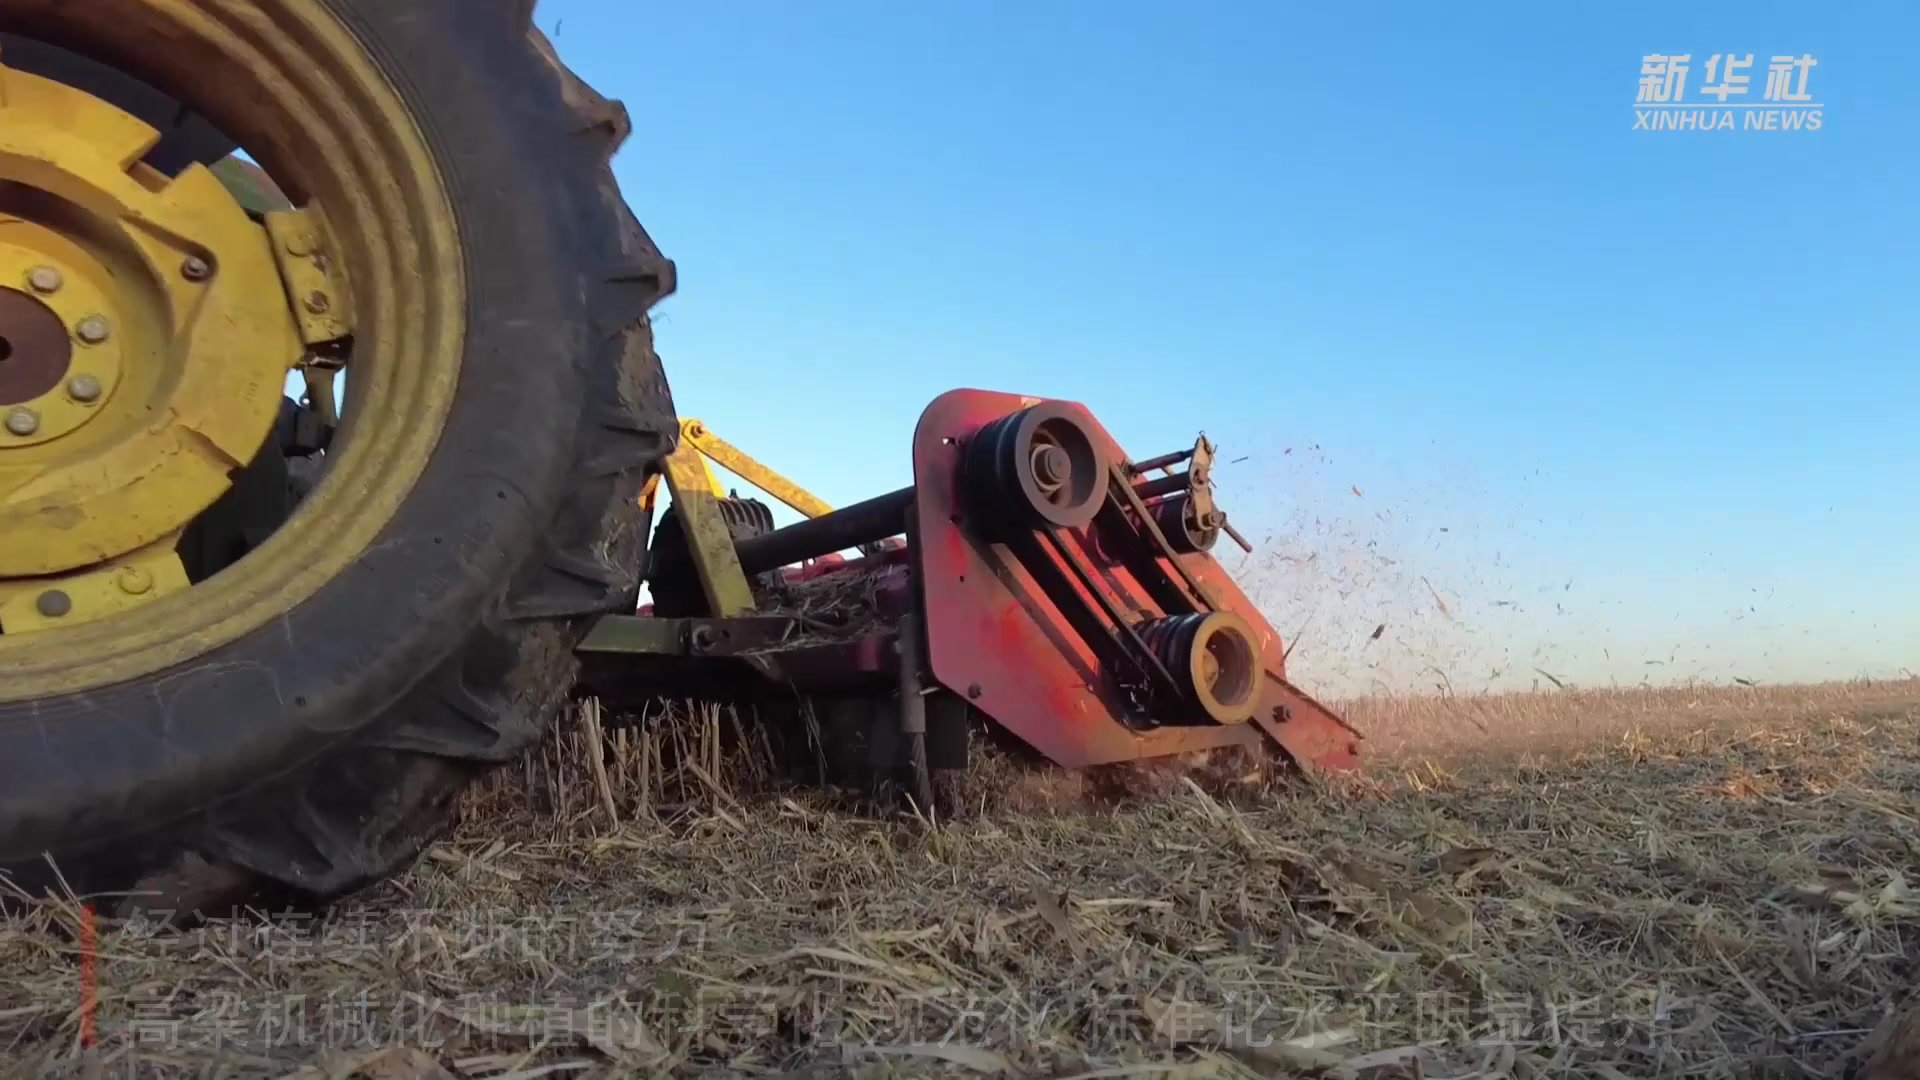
[734,485,916,575]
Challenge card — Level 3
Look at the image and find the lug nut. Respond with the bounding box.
[4,408,38,436]
[35,590,71,618]
[181,255,212,282]
[67,374,102,403]
[26,266,62,294]
[75,315,110,344]
[116,566,153,596]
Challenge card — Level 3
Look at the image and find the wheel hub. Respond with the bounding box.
[0,282,79,409]
[0,244,126,447]
[0,62,303,631]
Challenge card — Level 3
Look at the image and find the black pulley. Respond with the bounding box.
[1150,493,1218,554]
[961,402,1108,539]
[1135,611,1261,724]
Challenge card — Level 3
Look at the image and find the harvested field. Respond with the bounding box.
[5,681,1920,1079]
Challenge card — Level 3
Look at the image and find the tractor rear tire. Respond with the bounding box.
[0,1,677,916]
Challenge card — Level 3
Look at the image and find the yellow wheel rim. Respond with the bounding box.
[0,0,465,701]
[0,67,302,576]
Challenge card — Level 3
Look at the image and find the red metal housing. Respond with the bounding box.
[909,389,1361,771]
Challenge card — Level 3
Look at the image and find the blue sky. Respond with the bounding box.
[540,0,1916,693]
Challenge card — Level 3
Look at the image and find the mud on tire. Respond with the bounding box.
[0,1,678,915]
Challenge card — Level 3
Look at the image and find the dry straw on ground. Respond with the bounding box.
[4,681,1919,1079]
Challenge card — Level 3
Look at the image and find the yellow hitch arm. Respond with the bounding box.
[680,419,832,519]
